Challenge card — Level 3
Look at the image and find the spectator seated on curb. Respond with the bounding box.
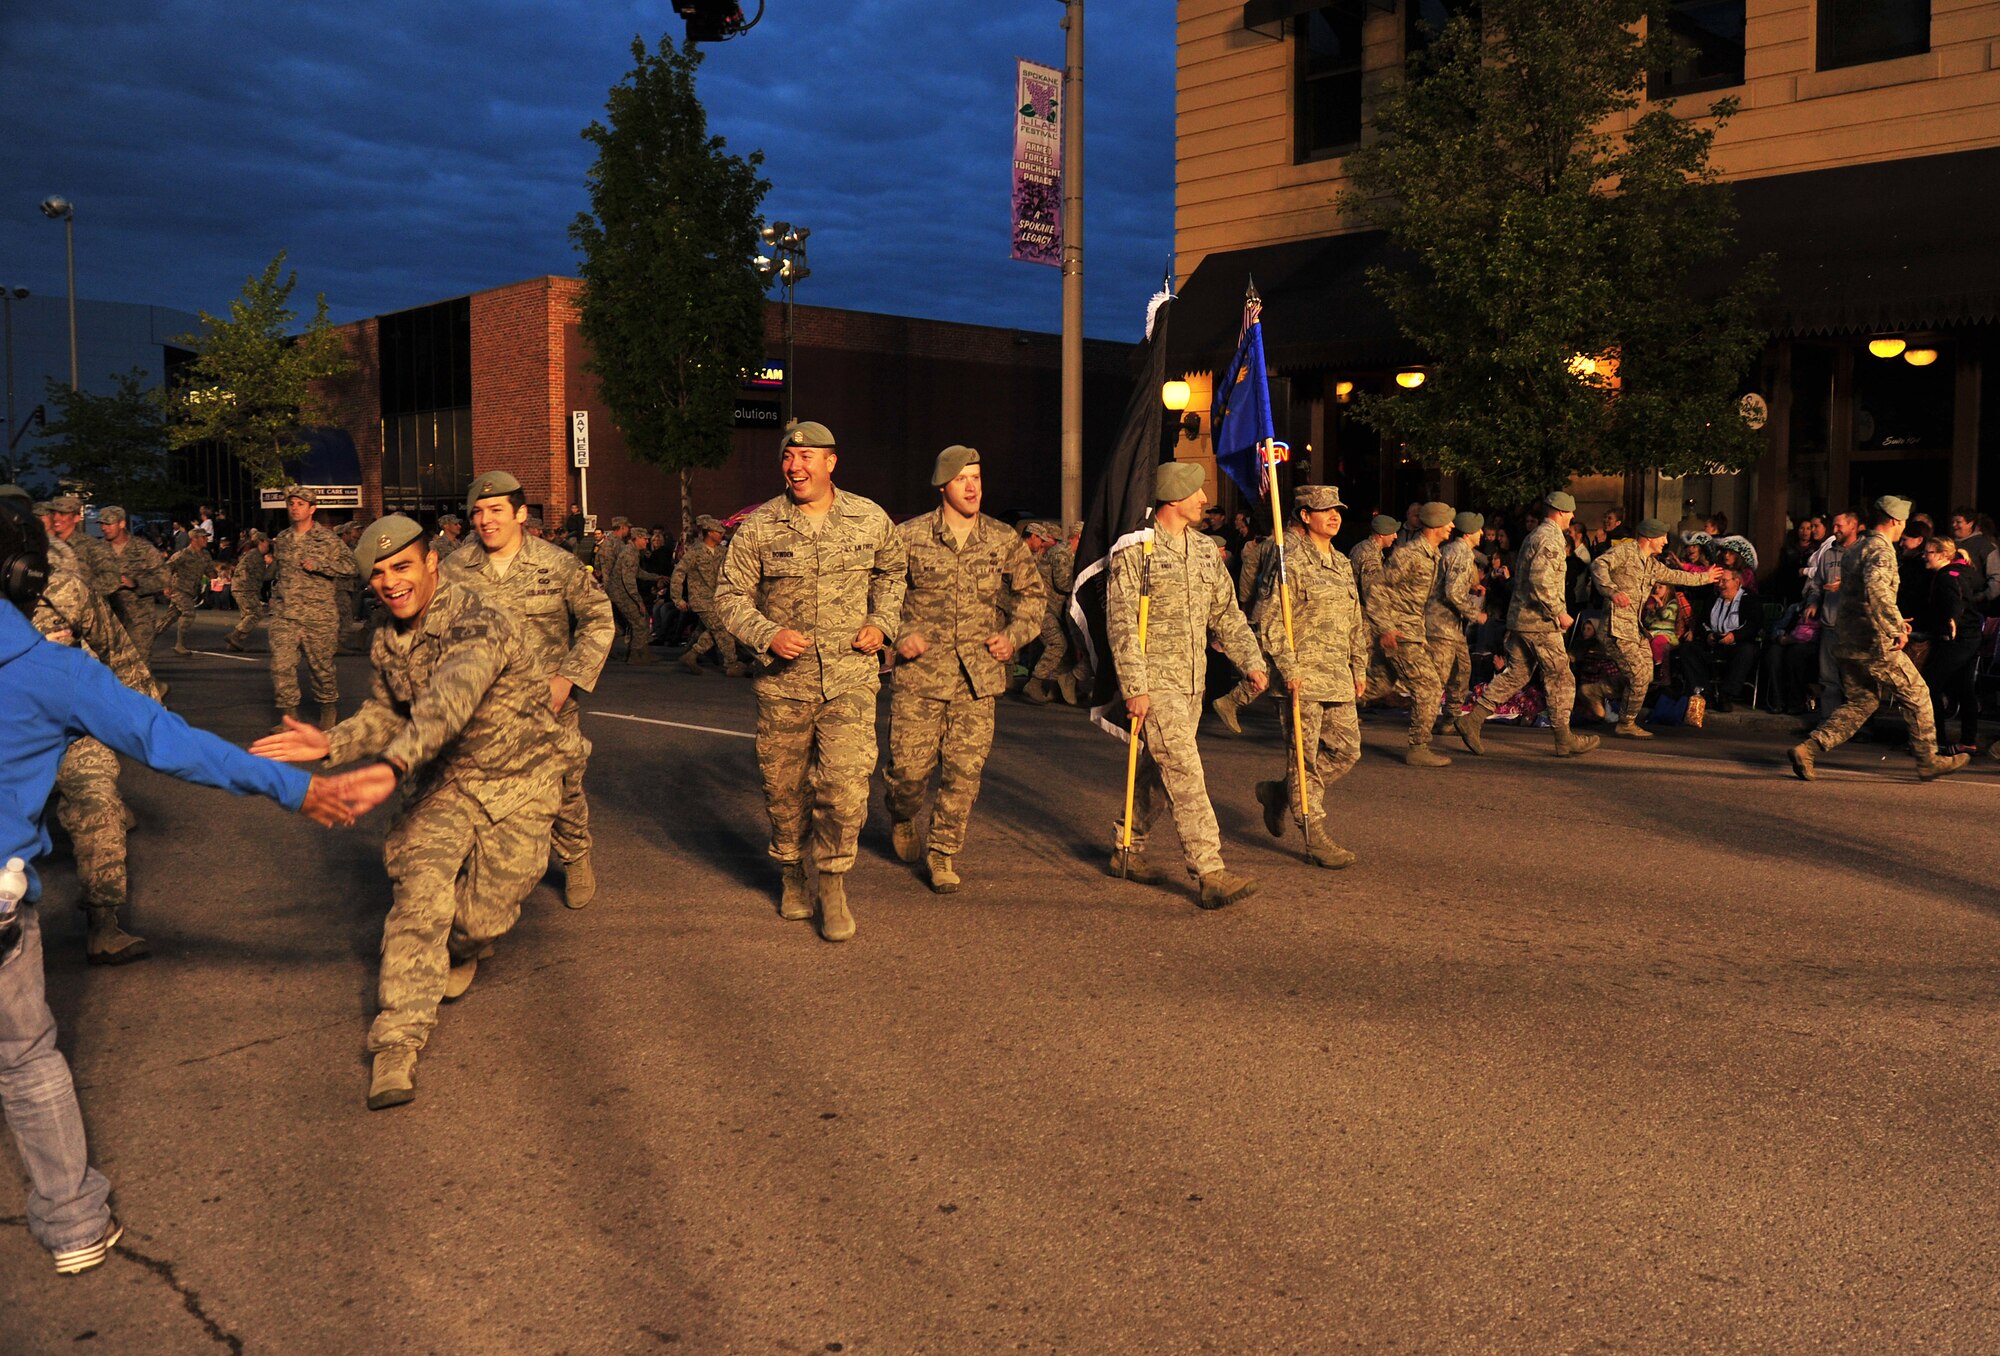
[1678,568,1760,712]
[1757,601,1821,717]
[1640,581,1688,680]
[1570,613,1623,723]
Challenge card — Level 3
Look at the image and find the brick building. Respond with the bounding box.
[298,276,1135,533]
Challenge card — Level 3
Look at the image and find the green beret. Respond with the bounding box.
[931,444,981,487]
[284,484,318,506]
[781,420,836,449]
[1295,484,1344,512]
[1635,517,1670,539]
[1453,511,1484,535]
[1370,514,1399,536]
[1155,461,1204,503]
[1545,490,1577,513]
[98,506,127,524]
[1876,495,1913,521]
[48,494,82,514]
[465,470,521,512]
[0,484,28,502]
[354,514,427,574]
[1418,500,1454,529]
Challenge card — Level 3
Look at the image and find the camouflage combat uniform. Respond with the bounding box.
[443,533,615,866]
[1368,535,1446,749]
[325,582,578,1055]
[56,528,121,600]
[1107,525,1265,876]
[1030,530,1077,683]
[1475,520,1575,725]
[603,533,656,659]
[227,543,272,647]
[1259,531,1368,830]
[106,535,167,654]
[714,491,906,876]
[270,519,357,708]
[164,543,214,651]
[1589,538,1712,708]
[1805,531,1938,759]
[671,538,739,668]
[1350,536,1398,703]
[1426,536,1483,707]
[886,510,1045,860]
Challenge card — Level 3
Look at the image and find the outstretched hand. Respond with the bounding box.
[322,763,400,818]
[299,776,356,828]
[251,715,330,763]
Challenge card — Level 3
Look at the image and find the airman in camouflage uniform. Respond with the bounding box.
[1426,511,1487,711]
[603,516,657,662]
[444,468,616,909]
[714,421,907,942]
[163,530,214,655]
[44,495,120,601]
[269,485,358,729]
[1252,485,1368,869]
[1022,520,1077,703]
[1210,522,1285,735]
[27,516,162,963]
[887,446,1046,892]
[257,515,581,1110]
[1107,461,1267,909]
[1369,501,1455,766]
[1791,496,1968,782]
[225,529,272,650]
[1351,514,1401,704]
[1588,518,1720,737]
[671,514,744,675]
[1454,491,1598,758]
[99,507,165,655]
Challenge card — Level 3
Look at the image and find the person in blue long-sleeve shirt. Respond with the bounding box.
[0,497,354,1275]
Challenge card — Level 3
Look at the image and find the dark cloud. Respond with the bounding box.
[0,1,1171,342]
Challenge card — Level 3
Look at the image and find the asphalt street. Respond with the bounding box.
[6,610,2000,1353]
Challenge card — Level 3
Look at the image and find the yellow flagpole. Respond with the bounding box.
[1118,531,1154,863]
[1264,439,1310,824]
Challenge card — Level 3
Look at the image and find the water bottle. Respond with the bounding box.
[0,856,26,954]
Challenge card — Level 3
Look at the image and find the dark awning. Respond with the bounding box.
[1726,145,2000,336]
[1166,230,1423,379]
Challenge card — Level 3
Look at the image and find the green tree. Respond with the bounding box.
[1342,1,1768,504]
[570,35,770,491]
[34,369,177,508]
[165,252,353,488]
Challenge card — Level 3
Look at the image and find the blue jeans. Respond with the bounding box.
[0,905,112,1252]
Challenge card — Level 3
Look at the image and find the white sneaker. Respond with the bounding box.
[53,1218,124,1274]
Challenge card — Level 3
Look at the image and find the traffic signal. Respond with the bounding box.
[674,0,751,42]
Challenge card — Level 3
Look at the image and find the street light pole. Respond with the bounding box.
[756,222,811,427]
[39,197,78,391]
[2,286,25,479]
[1059,0,1084,527]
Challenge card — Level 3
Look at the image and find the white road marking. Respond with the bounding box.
[187,649,260,663]
[589,710,756,741]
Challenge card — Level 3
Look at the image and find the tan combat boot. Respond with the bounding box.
[1254,780,1288,838]
[1552,724,1599,758]
[224,633,246,652]
[1304,821,1357,870]
[1405,744,1452,768]
[1613,716,1653,739]
[680,651,703,675]
[1210,691,1244,734]
[628,642,654,665]
[563,854,596,910]
[84,905,149,966]
[890,818,923,864]
[1197,869,1260,909]
[817,872,856,942]
[1454,706,1488,755]
[1789,742,1818,781]
[367,1045,418,1111]
[1108,844,1165,884]
[271,707,298,735]
[1022,677,1054,704]
[779,862,813,920]
[723,663,750,678]
[443,944,493,1002]
[1055,671,1080,705]
[926,851,960,895]
[1918,750,1971,781]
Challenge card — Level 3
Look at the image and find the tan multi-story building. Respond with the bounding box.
[1172,0,2000,567]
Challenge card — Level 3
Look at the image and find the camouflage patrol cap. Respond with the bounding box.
[32,502,51,516]
[437,513,463,527]
[189,527,210,541]
[525,515,544,529]
[1453,511,1484,535]
[48,494,82,514]
[284,484,318,506]
[0,484,28,502]
[781,420,836,449]
[1544,490,1577,513]
[1876,494,1913,521]
[695,514,724,533]
[1294,484,1344,512]
[354,514,427,573]
[98,506,127,524]
[1635,517,1670,539]
[1418,501,1454,529]
[931,444,980,487]
[1021,520,1056,541]
[610,515,631,528]
[1369,514,1399,536]
[465,470,521,513]
[1155,461,1204,503]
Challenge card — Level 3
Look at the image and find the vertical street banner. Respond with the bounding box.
[1011,59,1062,266]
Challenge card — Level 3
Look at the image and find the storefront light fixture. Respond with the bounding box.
[1334,380,1354,402]
[1867,337,1906,359]
[1395,370,1426,389]
[1161,379,1191,411]
[1903,347,1939,367]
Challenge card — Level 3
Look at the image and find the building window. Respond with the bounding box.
[1296,5,1365,162]
[1651,1,1746,97]
[377,297,473,515]
[1406,0,1476,63]
[1818,0,1928,71]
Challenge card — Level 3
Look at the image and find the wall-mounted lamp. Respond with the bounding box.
[1868,336,1907,359]
[1161,379,1191,411]
[1904,347,1939,367]
[1334,380,1354,403]
[1395,370,1426,390]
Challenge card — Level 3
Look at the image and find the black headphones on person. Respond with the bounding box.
[0,497,52,614]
